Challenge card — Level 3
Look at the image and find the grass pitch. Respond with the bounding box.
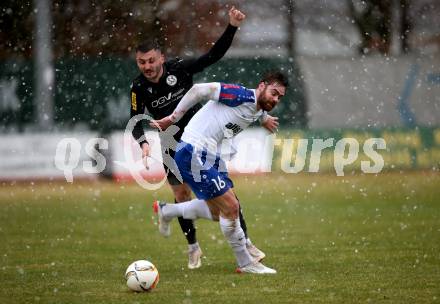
[1,172,439,303]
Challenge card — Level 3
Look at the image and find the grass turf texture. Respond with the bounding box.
[0,172,439,303]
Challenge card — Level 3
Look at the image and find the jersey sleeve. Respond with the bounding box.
[181,24,238,74]
[170,83,220,123]
[218,83,256,107]
[130,84,148,147]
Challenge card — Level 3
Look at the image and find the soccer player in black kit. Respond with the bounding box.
[130,6,272,269]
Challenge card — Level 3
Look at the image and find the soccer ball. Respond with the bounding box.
[125,260,159,292]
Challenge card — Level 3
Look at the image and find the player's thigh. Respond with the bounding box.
[205,203,220,221]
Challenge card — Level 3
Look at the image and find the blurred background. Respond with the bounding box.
[0,0,439,180]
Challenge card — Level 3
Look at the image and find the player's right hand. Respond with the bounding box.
[141,143,151,170]
[228,6,246,27]
[262,115,279,133]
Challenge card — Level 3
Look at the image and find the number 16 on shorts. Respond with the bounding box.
[211,176,226,191]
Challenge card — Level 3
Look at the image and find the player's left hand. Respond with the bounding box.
[228,6,246,27]
[262,115,279,133]
[149,116,174,131]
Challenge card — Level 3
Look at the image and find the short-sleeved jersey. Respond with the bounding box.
[181,83,264,152]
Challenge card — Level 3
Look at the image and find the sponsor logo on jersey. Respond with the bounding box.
[131,92,137,111]
[151,88,185,108]
[225,122,243,137]
[166,75,177,86]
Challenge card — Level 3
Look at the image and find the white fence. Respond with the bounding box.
[299,56,440,128]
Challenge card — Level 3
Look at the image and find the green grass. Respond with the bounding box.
[1,172,439,303]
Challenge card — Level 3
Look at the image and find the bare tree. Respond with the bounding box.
[347,0,392,55]
[399,0,412,53]
[285,0,296,58]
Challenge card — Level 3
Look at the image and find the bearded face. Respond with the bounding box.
[257,82,286,112]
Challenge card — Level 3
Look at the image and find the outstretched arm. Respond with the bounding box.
[184,6,246,74]
[149,83,220,130]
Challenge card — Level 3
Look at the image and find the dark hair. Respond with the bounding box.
[136,37,162,53]
[260,70,289,88]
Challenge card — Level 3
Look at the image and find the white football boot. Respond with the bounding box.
[152,200,171,237]
[246,243,266,262]
[188,247,203,269]
[236,261,277,274]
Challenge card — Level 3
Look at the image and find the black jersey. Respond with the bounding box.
[130,24,238,146]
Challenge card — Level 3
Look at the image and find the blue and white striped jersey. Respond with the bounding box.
[181,82,265,153]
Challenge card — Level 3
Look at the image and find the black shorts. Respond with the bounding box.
[161,147,183,186]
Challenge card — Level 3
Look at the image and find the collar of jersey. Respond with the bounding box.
[250,89,263,113]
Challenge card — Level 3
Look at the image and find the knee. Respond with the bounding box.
[223,199,239,219]
[174,186,192,202]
